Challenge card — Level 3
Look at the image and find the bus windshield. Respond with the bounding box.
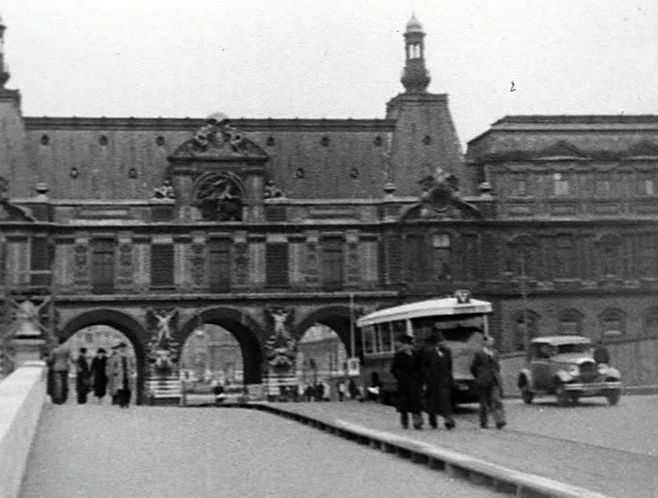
[410,315,485,344]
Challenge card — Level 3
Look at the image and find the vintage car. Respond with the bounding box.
[517,336,622,406]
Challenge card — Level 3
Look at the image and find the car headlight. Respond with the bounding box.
[598,364,608,374]
[565,365,579,377]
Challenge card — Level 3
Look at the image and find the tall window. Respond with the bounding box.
[512,310,540,352]
[405,234,430,283]
[432,233,451,281]
[208,239,231,292]
[508,235,538,279]
[558,309,584,335]
[597,234,623,277]
[599,309,626,339]
[637,236,657,278]
[30,237,51,286]
[150,243,174,289]
[266,242,289,288]
[511,173,528,196]
[594,174,612,197]
[554,235,575,279]
[92,238,116,294]
[553,172,569,196]
[320,238,343,290]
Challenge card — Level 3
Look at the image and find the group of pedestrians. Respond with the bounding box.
[390,329,506,430]
[46,339,136,408]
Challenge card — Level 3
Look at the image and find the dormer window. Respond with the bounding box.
[511,173,528,196]
[553,172,569,196]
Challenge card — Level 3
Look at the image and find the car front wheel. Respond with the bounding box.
[606,390,621,406]
[520,384,534,404]
[555,383,570,407]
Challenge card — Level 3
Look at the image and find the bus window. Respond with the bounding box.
[392,320,407,337]
[380,322,393,352]
[363,326,376,354]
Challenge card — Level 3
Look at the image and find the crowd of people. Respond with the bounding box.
[391,329,506,430]
[45,339,137,408]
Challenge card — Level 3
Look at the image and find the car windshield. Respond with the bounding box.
[556,343,591,354]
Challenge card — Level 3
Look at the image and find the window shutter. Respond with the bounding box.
[208,239,231,292]
[92,239,115,294]
[150,243,174,289]
[320,238,343,290]
[30,237,50,286]
[266,243,289,288]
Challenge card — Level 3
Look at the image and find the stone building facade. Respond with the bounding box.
[0,15,657,398]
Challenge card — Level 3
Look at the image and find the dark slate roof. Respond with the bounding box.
[24,117,395,200]
[467,115,658,163]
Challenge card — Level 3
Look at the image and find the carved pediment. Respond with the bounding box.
[169,119,268,162]
[626,141,658,159]
[400,174,483,221]
[536,141,590,160]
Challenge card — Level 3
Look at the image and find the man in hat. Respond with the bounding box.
[75,347,91,404]
[107,342,136,408]
[390,334,423,429]
[470,335,506,429]
[419,328,456,430]
[50,337,72,404]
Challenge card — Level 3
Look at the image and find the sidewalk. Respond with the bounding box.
[252,401,657,498]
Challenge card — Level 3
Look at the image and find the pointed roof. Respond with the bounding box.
[406,14,423,33]
[626,141,658,159]
[536,141,590,160]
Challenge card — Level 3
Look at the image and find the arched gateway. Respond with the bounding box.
[61,309,149,404]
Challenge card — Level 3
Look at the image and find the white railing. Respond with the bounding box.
[0,362,46,498]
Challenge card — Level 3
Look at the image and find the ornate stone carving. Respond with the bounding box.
[73,243,89,285]
[173,118,264,157]
[189,242,206,287]
[151,179,175,200]
[193,173,244,221]
[264,180,285,199]
[401,170,483,220]
[117,243,133,285]
[146,308,180,377]
[233,242,249,286]
[264,307,297,372]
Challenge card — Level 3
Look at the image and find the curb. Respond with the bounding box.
[237,403,613,498]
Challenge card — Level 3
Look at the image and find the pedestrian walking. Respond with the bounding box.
[470,335,506,429]
[50,338,72,405]
[390,334,423,429]
[107,342,136,408]
[593,340,610,365]
[348,378,359,400]
[336,380,347,401]
[419,330,456,430]
[75,347,91,404]
[90,348,109,404]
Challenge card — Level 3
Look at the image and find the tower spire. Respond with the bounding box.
[0,15,10,88]
[401,14,430,93]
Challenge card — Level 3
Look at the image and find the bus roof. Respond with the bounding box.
[357,296,492,327]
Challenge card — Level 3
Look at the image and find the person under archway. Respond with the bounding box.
[108,342,136,408]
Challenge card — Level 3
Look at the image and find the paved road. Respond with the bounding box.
[460,394,658,457]
[265,395,658,498]
[21,404,498,498]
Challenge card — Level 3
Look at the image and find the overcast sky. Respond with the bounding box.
[2,0,657,144]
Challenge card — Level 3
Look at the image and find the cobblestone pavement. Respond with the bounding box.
[20,404,498,498]
[264,395,658,498]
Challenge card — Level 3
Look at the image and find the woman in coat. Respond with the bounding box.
[90,348,109,404]
[390,334,424,429]
[419,330,456,430]
[106,342,136,408]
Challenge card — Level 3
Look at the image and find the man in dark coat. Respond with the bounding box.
[75,347,91,404]
[593,340,610,364]
[90,348,109,404]
[390,334,423,429]
[470,335,506,429]
[420,330,456,430]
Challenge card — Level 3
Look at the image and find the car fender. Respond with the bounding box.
[518,368,533,388]
[554,370,573,383]
[603,366,622,380]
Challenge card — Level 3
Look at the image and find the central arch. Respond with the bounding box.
[296,306,359,358]
[60,308,148,405]
[176,307,264,384]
